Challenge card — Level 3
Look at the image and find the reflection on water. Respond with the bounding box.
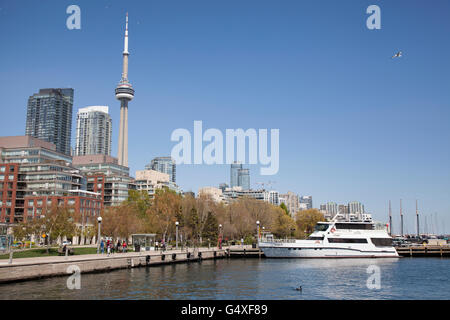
[0,258,449,300]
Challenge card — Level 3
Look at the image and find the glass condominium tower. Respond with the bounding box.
[230,162,242,188]
[25,88,74,155]
[230,162,250,190]
[145,156,176,183]
[75,106,112,156]
[238,168,250,190]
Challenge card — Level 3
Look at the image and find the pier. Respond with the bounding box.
[395,245,450,257]
[227,245,265,258]
[0,247,227,284]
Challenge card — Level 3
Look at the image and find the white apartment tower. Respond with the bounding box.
[75,106,112,156]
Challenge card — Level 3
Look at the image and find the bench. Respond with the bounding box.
[58,246,74,256]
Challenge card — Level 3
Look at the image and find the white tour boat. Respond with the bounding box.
[258,213,399,258]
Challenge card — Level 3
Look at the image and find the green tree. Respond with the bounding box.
[280,203,290,216]
[295,209,325,239]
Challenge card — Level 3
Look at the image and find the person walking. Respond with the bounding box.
[116,239,121,253]
[100,239,105,254]
[106,239,111,256]
[122,241,127,253]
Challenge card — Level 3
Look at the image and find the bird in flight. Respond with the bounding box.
[392,51,402,59]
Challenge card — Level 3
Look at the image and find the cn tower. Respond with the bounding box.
[115,13,134,167]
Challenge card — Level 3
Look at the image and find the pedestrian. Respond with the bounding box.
[100,239,104,254]
[107,239,111,256]
[241,238,244,247]
[117,239,121,253]
[122,241,127,253]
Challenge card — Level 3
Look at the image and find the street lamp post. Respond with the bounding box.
[218,224,222,249]
[175,221,179,250]
[256,221,260,244]
[96,216,102,254]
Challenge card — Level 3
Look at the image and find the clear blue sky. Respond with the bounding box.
[0,0,449,233]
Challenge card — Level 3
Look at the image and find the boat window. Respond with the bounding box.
[308,236,324,241]
[328,238,368,243]
[314,224,329,232]
[335,223,373,230]
[371,238,393,247]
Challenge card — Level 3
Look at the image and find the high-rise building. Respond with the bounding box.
[145,157,176,183]
[338,204,349,214]
[280,191,300,216]
[75,106,112,156]
[25,88,74,155]
[299,196,313,210]
[230,162,242,188]
[115,13,134,167]
[230,162,250,190]
[326,202,338,216]
[348,201,365,214]
[238,168,250,190]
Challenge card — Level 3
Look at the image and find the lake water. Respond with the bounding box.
[0,257,449,299]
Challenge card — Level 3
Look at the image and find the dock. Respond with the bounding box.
[227,245,265,258]
[395,245,450,257]
[0,247,227,284]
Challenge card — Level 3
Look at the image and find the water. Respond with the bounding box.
[0,258,449,299]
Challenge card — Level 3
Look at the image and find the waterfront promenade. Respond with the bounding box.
[0,247,229,284]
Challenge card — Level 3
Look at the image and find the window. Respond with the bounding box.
[314,224,330,232]
[371,238,393,247]
[308,236,324,241]
[335,223,373,230]
[328,238,368,244]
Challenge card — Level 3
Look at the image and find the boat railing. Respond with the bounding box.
[261,238,297,244]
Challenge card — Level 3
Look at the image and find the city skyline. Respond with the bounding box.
[0,1,449,231]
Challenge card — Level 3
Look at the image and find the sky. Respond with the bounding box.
[0,0,449,233]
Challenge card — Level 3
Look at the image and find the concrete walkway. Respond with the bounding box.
[0,247,228,267]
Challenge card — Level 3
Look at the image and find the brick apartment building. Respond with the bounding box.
[0,136,102,225]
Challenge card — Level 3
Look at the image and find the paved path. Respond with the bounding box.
[0,247,225,267]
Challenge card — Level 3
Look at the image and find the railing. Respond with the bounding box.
[260,238,297,244]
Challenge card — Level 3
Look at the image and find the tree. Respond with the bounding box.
[146,188,182,243]
[126,190,152,218]
[101,204,141,240]
[272,207,297,238]
[295,209,325,239]
[280,203,290,216]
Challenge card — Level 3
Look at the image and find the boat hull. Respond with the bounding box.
[259,244,399,258]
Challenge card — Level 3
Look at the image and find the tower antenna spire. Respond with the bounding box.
[115,12,134,167]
